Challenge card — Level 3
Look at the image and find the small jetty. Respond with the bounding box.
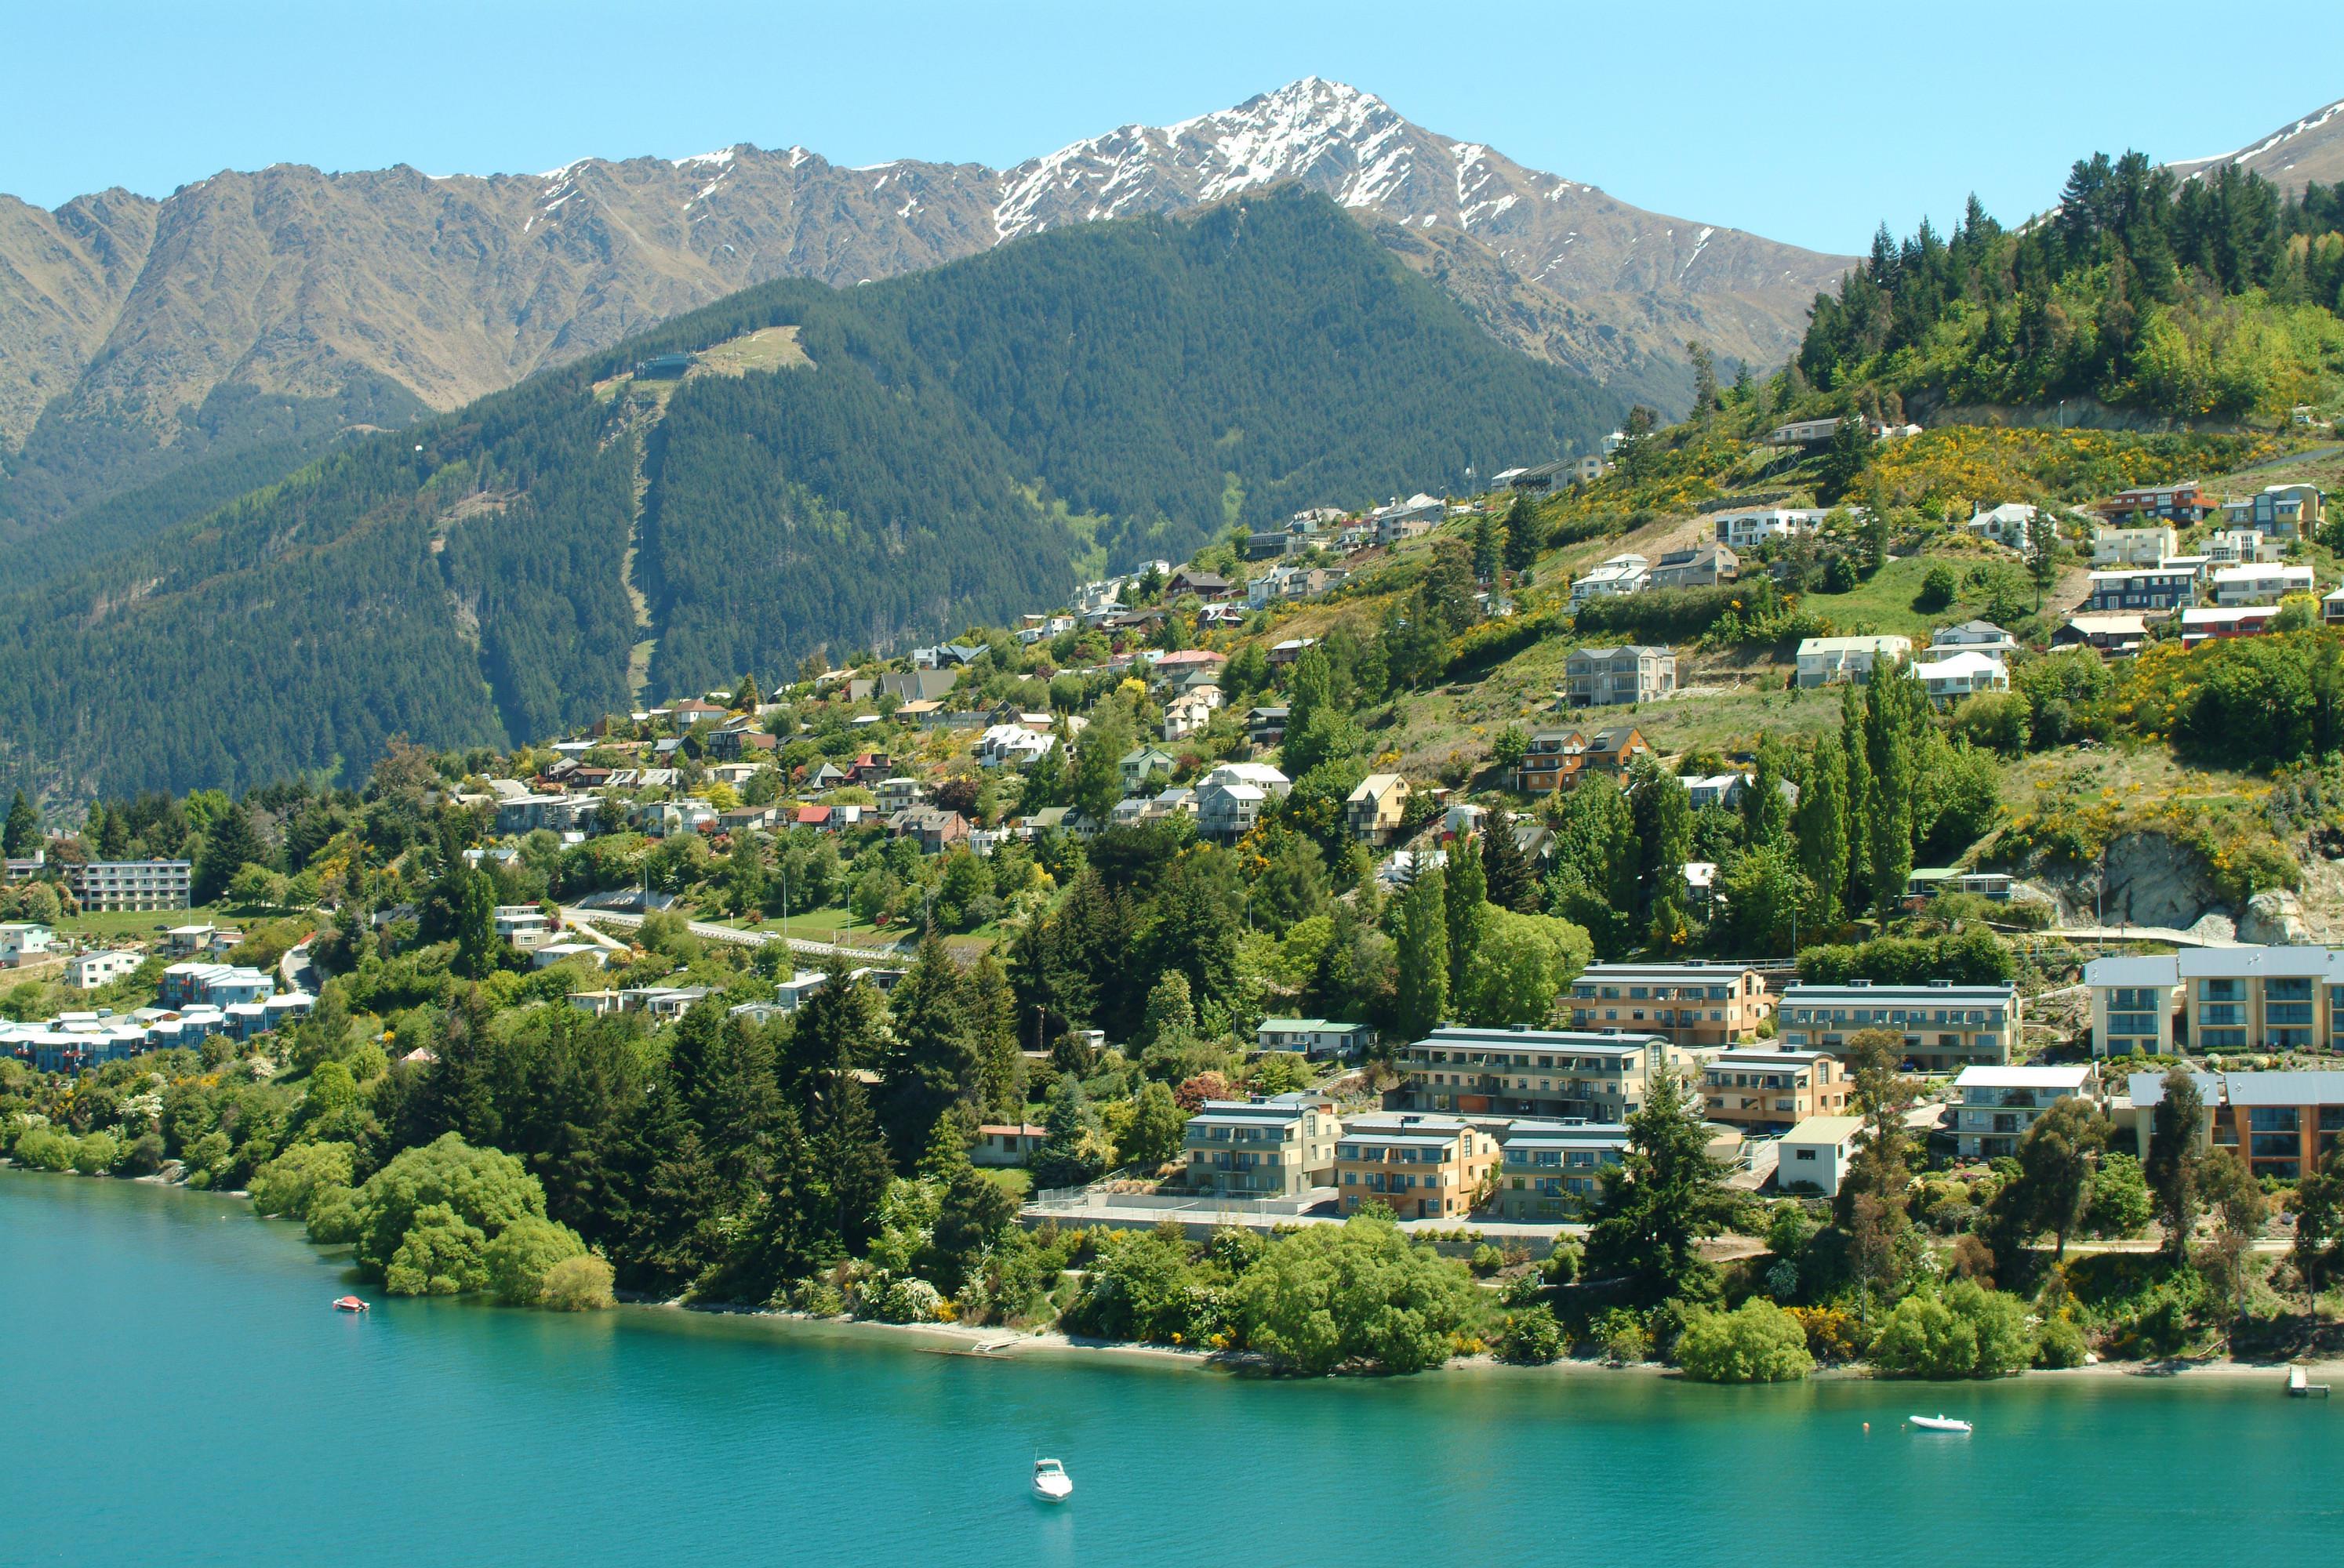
[2285,1364,2329,1398]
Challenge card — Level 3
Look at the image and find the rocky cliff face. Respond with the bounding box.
[2167,96,2344,198]
[0,78,1852,535]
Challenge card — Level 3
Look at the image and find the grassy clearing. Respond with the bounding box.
[52,905,226,943]
[695,325,811,377]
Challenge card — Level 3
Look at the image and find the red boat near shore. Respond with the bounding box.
[333,1296,369,1313]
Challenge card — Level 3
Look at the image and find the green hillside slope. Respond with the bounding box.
[1798,157,2344,423]
[0,190,1620,800]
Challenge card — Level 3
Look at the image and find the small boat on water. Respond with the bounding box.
[1030,1458,1073,1504]
[333,1296,369,1313]
[1908,1414,1971,1433]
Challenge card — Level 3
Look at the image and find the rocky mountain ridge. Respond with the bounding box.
[0,78,1850,540]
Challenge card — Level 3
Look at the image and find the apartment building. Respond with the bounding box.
[1570,553,1651,604]
[1775,979,2019,1071]
[1794,635,1911,688]
[2089,524,2177,567]
[2209,562,2315,608]
[1183,1094,1340,1198]
[2201,528,2282,565]
[63,858,192,912]
[1952,1065,2095,1160]
[1400,1025,1707,1122]
[1334,1112,1501,1220]
[1489,1122,1630,1221]
[2126,1069,2344,1181]
[1255,1018,1377,1059]
[1566,961,1775,1047]
[2175,945,2344,1053]
[1710,506,1827,550]
[2083,566,2198,613]
[1563,644,1677,707]
[2082,954,2183,1057]
[2096,481,2215,524]
[1510,730,1585,793]
[1648,545,1738,590]
[1700,1048,1849,1134]
[2222,482,2324,537]
[65,950,143,990]
[1345,774,1412,844]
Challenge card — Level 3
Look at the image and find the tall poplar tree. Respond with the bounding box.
[1793,733,1850,928]
[1394,860,1450,1042]
[1838,683,1875,912]
[1444,830,1488,991]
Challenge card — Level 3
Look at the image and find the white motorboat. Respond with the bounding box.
[1908,1414,1972,1433]
[1031,1457,1073,1504]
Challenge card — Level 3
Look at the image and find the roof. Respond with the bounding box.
[1911,650,2007,677]
[1500,1123,1631,1150]
[1797,634,1913,655]
[1259,1016,1367,1033]
[1781,1115,1866,1145]
[1782,982,2017,1004]
[1417,1025,1662,1055]
[2083,954,2181,987]
[1953,1065,2092,1088]
[2125,1071,2220,1109]
[977,1123,1048,1138]
[2176,945,2344,980]
[1710,1048,1833,1067]
[1576,960,1765,982]
[2222,1071,2344,1106]
[1347,772,1408,802]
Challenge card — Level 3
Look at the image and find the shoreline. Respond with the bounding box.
[634,1291,2344,1387]
[13,1165,2342,1388]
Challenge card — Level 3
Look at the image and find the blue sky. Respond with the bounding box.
[5,1,2334,254]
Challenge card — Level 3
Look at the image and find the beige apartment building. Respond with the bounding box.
[1400,1026,1710,1123]
[1488,1122,1629,1221]
[1334,1112,1501,1221]
[1568,961,1775,1047]
[2175,946,2344,1054]
[1182,1094,1340,1199]
[1699,1048,1848,1134]
[1775,980,2019,1072]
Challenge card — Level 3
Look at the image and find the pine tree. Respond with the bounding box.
[1480,812,1538,913]
[1628,759,1692,920]
[1444,831,1488,992]
[1393,860,1450,1041]
[878,935,983,1167]
[2,790,37,857]
[1472,511,1502,584]
[965,951,1024,1120]
[193,800,266,902]
[1143,858,1238,1027]
[691,1011,787,1197]
[1501,494,1541,575]
[804,1065,892,1256]
[1031,1073,1105,1189]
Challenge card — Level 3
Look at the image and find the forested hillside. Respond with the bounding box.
[0,190,1618,801]
[1798,155,2344,423]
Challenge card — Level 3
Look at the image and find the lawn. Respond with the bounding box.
[51,904,226,943]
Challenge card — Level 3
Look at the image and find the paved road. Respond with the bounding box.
[561,906,899,964]
[278,938,319,996]
[2034,925,2245,949]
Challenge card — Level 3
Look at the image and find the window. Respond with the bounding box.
[1793,1148,1816,1162]
[2248,1107,2300,1133]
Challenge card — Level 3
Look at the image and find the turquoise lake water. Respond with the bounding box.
[2,1167,2339,1566]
